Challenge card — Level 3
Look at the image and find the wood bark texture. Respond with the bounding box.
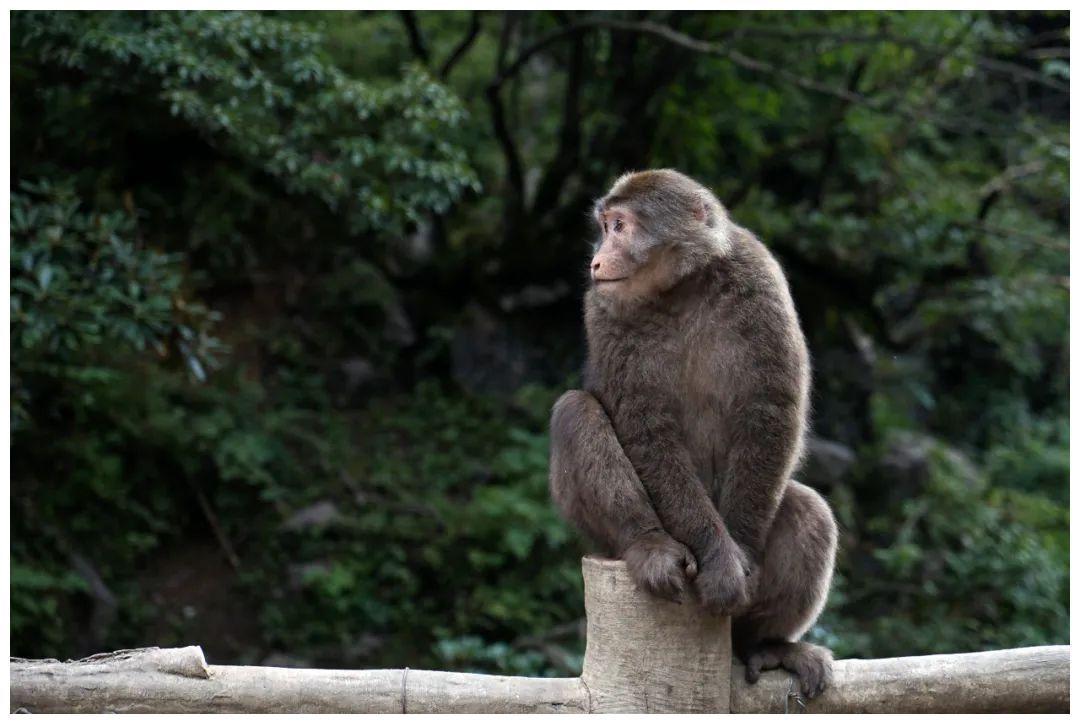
[8,558,1070,713]
[731,644,1070,713]
[580,555,732,712]
[9,647,588,714]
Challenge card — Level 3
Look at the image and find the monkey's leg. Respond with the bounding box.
[549,390,697,602]
[732,481,838,699]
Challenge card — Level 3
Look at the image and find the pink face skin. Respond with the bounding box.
[591,205,638,285]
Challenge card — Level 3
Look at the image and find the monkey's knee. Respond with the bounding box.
[549,389,616,477]
[549,389,657,556]
[550,390,604,439]
[783,482,838,566]
[745,482,837,641]
[780,482,837,594]
[549,390,604,509]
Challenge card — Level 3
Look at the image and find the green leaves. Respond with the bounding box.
[248,382,583,674]
[10,181,221,429]
[11,563,90,651]
[14,11,478,236]
[820,432,1068,658]
[8,9,1068,672]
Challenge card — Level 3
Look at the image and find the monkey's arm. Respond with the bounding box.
[717,396,804,557]
[609,396,752,613]
[549,390,668,553]
[550,390,699,603]
[714,264,810,561]
[608,397,742,564]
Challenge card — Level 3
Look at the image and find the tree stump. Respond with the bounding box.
[580,556,731,713]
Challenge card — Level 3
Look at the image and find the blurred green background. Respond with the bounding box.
[10,10,1068,673]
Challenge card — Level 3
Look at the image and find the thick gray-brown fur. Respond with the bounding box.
[549,169,838,698]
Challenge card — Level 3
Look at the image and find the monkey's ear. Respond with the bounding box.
[692,194,717,227]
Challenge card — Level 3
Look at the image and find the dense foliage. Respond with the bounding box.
[11,10,1068,672]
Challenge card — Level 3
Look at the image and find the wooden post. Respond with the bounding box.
[580,556,731,713]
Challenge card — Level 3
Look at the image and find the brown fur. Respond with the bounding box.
[549,169,838,698]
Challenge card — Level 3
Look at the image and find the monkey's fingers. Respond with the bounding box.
[638,563,688,605]
[744,648,783,685]
[744,656,763,684]
[683,551,699,580]
[789,647,833,699]
[659,572,688,605]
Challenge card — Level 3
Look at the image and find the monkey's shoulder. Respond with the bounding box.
[705,232,792,298]
[688,251,809,384]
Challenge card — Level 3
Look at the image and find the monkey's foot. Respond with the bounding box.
[742,640,833,699]
[622,530,698,604]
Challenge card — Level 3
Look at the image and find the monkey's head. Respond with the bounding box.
[589,169,732,303]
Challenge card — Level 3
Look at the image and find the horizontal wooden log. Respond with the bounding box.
[731,645,1070,713]
[13,643,1069,713]
[8,559,1069,713]
[10,647,588,714]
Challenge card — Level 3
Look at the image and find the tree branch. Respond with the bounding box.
[719,25,1068,93]
[489,17,1065,116]
[531,32,584,214]
[187,479,241,571]
[439,11,482,80]
[489,19,872,107]
[952,219,1067,253]
[487,12,526,224]
[813,55,869,207]
[398,11,430,65]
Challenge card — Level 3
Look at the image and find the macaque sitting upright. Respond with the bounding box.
[549,169,838,698]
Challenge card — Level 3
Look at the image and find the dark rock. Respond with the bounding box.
[448,301,582,397]
[340,357,375,391]
[800,436,856,490]
[873,431,982,504]
[282,501,342,531]
[287,561,332,590]
[383,301,416,347]
[450,304,534,396]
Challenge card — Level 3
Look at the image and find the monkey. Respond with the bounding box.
[549,169,838,699]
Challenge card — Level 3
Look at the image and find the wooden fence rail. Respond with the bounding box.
[9,557,1070,714]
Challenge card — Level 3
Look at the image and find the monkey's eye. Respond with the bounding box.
[613,218,625,232]
[601,220,608,234]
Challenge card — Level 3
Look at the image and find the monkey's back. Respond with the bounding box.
[689,230,810,494]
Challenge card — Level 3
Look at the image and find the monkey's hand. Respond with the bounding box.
[622,529,699,604]
[694,541,752,616]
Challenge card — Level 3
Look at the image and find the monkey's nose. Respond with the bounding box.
[591,259,601,273]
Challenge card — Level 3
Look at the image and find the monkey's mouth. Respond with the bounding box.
[593,277,629,285]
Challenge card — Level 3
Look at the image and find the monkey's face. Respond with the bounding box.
[591,204,639,284]
[589,170,732,306]
[590,203,670,300]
